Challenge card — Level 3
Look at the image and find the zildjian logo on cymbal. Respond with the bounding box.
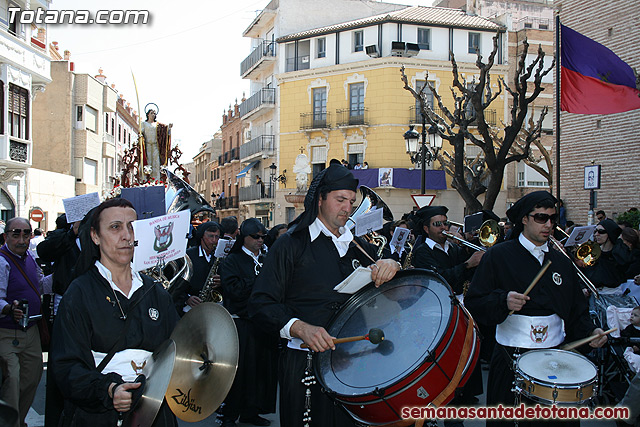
[170,388,202,414]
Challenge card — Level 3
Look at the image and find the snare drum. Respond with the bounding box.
[316,269,480,425]
[514,349,597,405]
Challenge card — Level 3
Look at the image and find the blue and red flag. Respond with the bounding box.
[561,24,640,114]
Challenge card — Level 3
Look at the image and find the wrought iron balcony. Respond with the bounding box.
[409,105,446,124]
[300,112,331,130]
[336,108,369,127]
[216,196,238,209]
[241,40,276,77]
[239,88,275,118]
[239,183,275,202]
[239,135,275,160]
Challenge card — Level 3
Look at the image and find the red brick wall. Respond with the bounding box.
[558,0,640,224]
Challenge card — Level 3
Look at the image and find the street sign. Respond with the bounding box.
[411,194,436,209]
[30,208,44,223]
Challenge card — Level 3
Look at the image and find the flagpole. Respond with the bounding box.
[555,14,561,202]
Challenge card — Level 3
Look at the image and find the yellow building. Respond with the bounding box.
[274,6,509,222]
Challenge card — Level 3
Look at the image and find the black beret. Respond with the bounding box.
[415,206,449,224]
[506,191,557,225]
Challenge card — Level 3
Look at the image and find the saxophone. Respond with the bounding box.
[402,241,414,269]
[199,257,223,303]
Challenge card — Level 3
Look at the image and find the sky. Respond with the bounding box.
[47,0,437,161]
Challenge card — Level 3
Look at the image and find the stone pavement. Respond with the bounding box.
[26,356,619,427]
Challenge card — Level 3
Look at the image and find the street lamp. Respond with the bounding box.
[404,122,442,194]
[269,163,277,198]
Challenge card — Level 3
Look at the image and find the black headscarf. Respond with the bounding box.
[230,218,267,253]
[289,165,358,233]
[506,191,557,240]
[598,218,621,241]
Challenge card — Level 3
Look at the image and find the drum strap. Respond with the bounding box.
[430,311,476,407]
[383,316,476,427]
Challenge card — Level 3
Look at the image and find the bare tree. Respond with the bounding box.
[401,34,554,213]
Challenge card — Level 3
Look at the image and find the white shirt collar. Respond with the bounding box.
[425,237,452,254]
[309,218,353,257]
[199,245,212,263]
[519,233,548,265]
[95,260,144,299]
[241,245,261,262]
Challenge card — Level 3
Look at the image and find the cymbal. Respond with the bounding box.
[166,302,239,422]
[123,339,176,427]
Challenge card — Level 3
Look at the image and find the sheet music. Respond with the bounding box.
[333,266,372,294]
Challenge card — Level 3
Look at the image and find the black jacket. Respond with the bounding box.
[37,228,81,295]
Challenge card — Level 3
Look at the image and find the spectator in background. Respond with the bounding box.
[596,210,606,222]
[558,199,567,228]
[0,218,47,427]
[221,216,239,239]
[362,161,369,169]
[28,229,45,259]
[265,224,287,249]
[620,227,640,280]
[353,162,362,170]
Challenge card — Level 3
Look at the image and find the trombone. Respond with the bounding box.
[442,219,500,252]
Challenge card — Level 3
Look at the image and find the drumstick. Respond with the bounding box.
[560,328,617,351]
[300,328,384,349]
[509,260,552,315]
[353,240,377,264]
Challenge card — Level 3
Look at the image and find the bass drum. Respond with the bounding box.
[316,269,480,426]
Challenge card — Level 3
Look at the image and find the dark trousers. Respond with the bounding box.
[278,348,357,427]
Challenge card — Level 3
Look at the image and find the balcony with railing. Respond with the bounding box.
[216,196,239,210]
[300,112,331,130]
[230,147,239,162]
[409,105,446,124]
[239,183,275,202]
[239,88,275,119]
[239,135,275,161]
[409,106,497,126]
[241,40,276,78]
[336,108,369,127]
[470,109,497,126]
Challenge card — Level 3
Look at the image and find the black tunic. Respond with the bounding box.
[248,231,377,427]
[219,250,277,420]
[170,246,214,312]
[411,241,472,295]
[465,239,596,427]
[581,247,626,288]
[51,267,179,427]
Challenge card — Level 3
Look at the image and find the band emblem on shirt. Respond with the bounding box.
[149,307,159,321]
[552,272,562,286]
[352,259,361,270]
[131,360,146,375]
[530,324,549,343]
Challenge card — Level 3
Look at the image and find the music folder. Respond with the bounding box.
[334,267,372,294]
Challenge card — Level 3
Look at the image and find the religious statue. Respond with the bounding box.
[139,104,172,180]
[292,153,311,193]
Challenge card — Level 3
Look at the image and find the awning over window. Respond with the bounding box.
[236,160,259,179]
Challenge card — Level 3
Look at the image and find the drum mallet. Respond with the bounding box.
[508,260,552,315]
[560,328,617,351]
[301,328,384,349]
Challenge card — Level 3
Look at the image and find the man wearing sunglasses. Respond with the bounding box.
[0,217,47,427]
[465,191,607,427]
[219,218,275,427]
